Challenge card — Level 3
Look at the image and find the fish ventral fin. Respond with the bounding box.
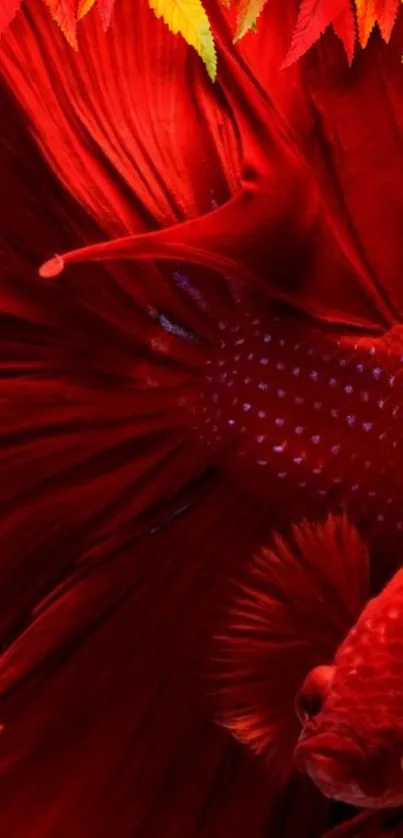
[211,514,370,784]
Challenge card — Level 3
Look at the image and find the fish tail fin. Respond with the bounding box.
[211,514,370,783]
[1,261,351,834]
[64,263,218,529]
[0,254,239,646]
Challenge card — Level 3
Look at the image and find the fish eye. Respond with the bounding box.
[295,665,334,725]
[295,685,324,724]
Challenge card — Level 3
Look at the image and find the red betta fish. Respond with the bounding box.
[214,515,403,835]
[296,563,403,809]
[2,2,403,838]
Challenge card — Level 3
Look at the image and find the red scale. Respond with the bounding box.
[195,307,403,536]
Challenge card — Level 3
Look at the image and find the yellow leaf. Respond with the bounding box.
[234,0,267,41]
[77,0,97,19]
[148,0,217,81]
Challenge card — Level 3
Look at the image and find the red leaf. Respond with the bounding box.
[282,0,353,68]
[0,0,23,35]
[374,0,400,42]
[331,2,356,63]
[97,0,115,29]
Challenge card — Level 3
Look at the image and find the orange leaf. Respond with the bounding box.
[77,0,97,19]
[234,0,268,41]
[43,0,79,47]
[355,0,378,46]
[355,0,400,46]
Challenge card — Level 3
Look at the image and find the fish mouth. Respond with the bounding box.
[294,732,376,806]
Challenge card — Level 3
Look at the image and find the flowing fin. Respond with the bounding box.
[212,515,370,783]
[295,11,403,326]
[37,0,320,303]
[39,170,317,291]
[0,82,301,836]
[4,0,403,333]
[270,774,329,838]
[323,808,402,837]
[236,3,403,330]
[0,171,242,648]
[39,179,394,334]
[0,0,243,231]
[0,478,283,838]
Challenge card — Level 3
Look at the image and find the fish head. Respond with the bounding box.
[294,572,403,808]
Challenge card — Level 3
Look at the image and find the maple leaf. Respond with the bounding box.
[375,0,400,42]
[96,0,115,29]
[282,0,355,67]
[43,0,79,46]
[148,0,217,81]
[332,1,356,63]
[354,0,400,46]
[0,0,23,36]
[233,0,268,42]
[77,0,97,19]
[355,0,378,45]
[47,0,113,35]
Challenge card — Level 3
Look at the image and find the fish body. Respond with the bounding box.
[194,304,403,549]
[201,304,403,820]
